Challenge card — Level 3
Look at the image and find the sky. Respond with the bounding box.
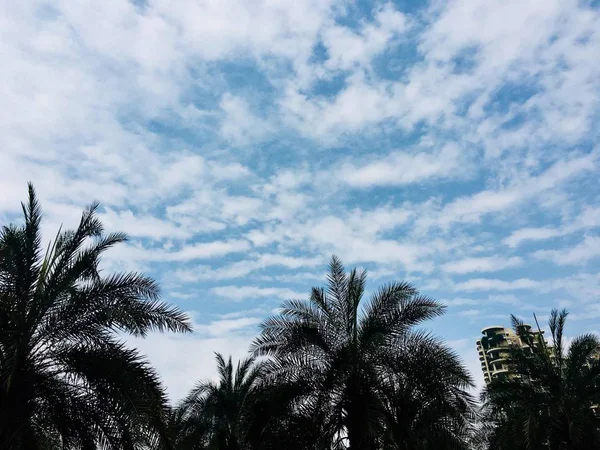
[1,0,600,400]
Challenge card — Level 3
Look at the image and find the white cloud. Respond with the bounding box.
[126,306,267,400]
[556,273,600,299]
[486,294,521,305]
[130,332,255,400]
[157,155,207,192]
[150,0,338,62]
[175,264,252,282]
[339,143,466,188]
[421,0,562,64]
[279,0,600,160]
[454,278,541,292]
[220,196,265,225]
[322,3,408,71]
[420,0,600,154]
[100,208,192,240]
[570,303,600,321]
[504,227,564,248]
[105,239,251,265]
[441,256,523,274]
[297,215,434,271]
[442,298,481,307]
[505,206,600,247]
[174,254,323,282]
[174,240,251,261]
[429,152,598,229]
[534,235,600,266]
[444,294,536,310]
[216,308,267,319]
[219,94,273,144]
[346,206,413,235]
[3,0,600,406]
[195,317,262,337]
[257,271,327,283]
[281,75,398,138]
[210,286,305,301]
[208,161,252,180]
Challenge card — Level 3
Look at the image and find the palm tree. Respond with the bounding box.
[378,336,476,449]
[0,184,191,450]
[163,404,210,450]
[482,309,600,450]
[171,353,264,450]
[250,256,475,450]
[170,353,335,450]
[245,362,337,450]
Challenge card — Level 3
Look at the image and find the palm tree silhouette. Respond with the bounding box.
[0,184,191,450]
[482,309,600,449]
[170,353,265,450]
[251,256,475,450]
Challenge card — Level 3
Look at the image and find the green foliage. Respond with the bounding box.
[167,353,268,450]
[0,184,191,450]
[481,309,600,450]
[9,185,599,450]
[250,256,476,450]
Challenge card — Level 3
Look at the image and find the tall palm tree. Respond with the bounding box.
[482,309,600,450]
[0,184,191,450]
[251,256,475,450]
[171,353,264,450]
[245,360,337,450]
[163,403,210,450]
[378,335,476,449]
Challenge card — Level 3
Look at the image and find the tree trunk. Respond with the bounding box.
[345,376,374,450]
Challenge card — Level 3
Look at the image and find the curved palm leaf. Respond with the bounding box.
[482,309,600,450]
[251,256,475,450]
[171,353,266,450]
[0,184,191,450]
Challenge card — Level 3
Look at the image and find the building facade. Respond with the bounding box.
[476,324,545,384]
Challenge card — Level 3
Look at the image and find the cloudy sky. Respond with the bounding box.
[2,0,600,399]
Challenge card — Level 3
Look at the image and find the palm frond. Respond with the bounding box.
[251,256,472,450]
[346,267,367,341]
[359,285,443,350]
[326,255,349,325]
[484,309,600,450]
[0,184,189,450]
[549,308,568,365]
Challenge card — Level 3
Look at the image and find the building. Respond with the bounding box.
[476,324,545,384]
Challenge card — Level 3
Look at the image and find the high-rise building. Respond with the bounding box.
[476,324,545,384]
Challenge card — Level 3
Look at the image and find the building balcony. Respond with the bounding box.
[486,345,509,354]
[481,325,505,335]
[489,357,507,366]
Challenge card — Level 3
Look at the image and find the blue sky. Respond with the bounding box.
[1,0,600,399]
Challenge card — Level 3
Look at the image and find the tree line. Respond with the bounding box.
[1,185,599,449]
